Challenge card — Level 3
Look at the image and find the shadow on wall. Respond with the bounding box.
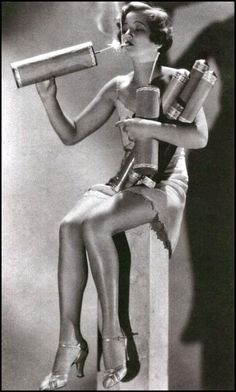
[173,16,234,391]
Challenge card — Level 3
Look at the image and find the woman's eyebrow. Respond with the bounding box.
[122,21,146,27]
[134,21,146,27]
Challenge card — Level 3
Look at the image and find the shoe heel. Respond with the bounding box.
[73,348,88,378]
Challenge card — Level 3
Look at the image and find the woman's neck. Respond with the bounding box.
[131,58,162,87]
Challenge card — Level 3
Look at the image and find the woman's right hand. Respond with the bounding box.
[36,77,57,102]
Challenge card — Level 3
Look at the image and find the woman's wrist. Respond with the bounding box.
[42,95,58,108]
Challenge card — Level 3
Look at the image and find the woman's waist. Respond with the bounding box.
[107,147,187,188]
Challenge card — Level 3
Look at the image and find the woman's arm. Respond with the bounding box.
[147,107,208,148]
[36,77,117,145]
[116,106,209,149]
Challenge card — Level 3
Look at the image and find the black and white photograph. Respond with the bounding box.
[2,2,234,390]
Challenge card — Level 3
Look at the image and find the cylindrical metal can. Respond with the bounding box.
[166,102,185,120]
[133,139,159,175]
[162,71,189,115]
[134,86,160,176]
[11,41,97,88]
[136,86,160,118]
[179,70,217,123]
[178,59,209,104]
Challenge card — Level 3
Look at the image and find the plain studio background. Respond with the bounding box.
[2,2,234,390]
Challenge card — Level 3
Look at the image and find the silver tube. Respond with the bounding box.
[11,41,97,88]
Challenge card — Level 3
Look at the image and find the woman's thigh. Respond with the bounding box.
[84,190,158,235]
[62,190,113,225]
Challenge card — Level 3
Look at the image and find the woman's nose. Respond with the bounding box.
[123,29,133,41]
[125,28,133,36]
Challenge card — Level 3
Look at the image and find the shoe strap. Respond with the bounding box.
[59,342,86,350]
[104,362,127,374]
[102,335,126,342]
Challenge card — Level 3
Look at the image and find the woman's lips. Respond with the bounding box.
[124,40,134,46]
[122,35,134,46]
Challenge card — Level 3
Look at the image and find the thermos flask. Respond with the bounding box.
[179,70,217,123]
[11,41,97,88]
[133,86,160,176]
[166,59,209,120]
[178,60,209,102]
[162,71,189,115]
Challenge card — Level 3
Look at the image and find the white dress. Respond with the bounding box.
[83,76,189,257]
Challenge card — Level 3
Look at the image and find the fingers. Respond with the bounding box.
[115,119,130,131]
[115,120,134,141]
[115,120,125,127]
[50,76,56,85]
[115,118,142,127]
[36,77,55,87]
[128,134,134,142]
[115,120,128,135]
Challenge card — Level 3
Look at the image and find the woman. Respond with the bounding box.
[38,2,208,390]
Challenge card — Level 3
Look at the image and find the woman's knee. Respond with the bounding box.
[59,215,83,241]
[82,213,111,241]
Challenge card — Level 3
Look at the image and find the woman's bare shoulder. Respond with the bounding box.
[99,72,133,101]
[117,72,134,89]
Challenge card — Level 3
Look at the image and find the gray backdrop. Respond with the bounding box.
[2,2,234,390]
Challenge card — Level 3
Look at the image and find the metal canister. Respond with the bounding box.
[166,60,209,121]
[179,70,217,123]
[11,41,97,88]
[166,102,185,120]
[178,59,209,105]
[133,138,159,176]
[162,71,189,115]
[135,86,160,118]
[134,86,160,176]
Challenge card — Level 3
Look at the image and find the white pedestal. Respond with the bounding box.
[97,224,169,390]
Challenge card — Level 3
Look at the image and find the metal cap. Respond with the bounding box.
[193,59,209,73]
[166,102,184,120]
[173,72,189,84]
[140,176,156,188]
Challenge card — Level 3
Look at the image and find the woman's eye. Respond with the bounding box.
[121,27,145,34]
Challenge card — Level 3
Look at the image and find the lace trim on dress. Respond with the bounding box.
[151,214,172,258]
[124,188,172,258]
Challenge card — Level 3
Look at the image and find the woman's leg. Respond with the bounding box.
[82,190,157,370]
[51,194,109,375]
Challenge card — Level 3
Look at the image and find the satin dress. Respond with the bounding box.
[83,75,189,257]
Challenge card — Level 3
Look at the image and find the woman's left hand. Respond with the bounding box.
[115,118,159,141]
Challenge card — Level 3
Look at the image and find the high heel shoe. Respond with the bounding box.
[40,341,88,390]
[102,335,128,389]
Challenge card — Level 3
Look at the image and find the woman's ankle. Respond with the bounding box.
[102,336,126,370]
[59,322,85,346]
[102,320,122,338]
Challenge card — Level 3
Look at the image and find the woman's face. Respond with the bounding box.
[122,11,158,61]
